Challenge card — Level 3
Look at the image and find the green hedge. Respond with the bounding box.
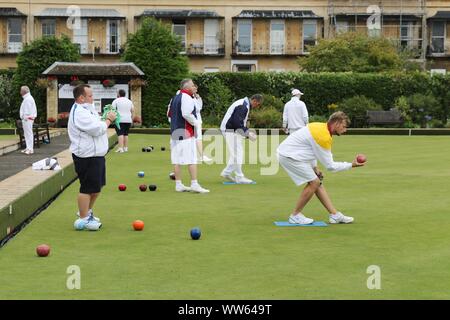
[192,72,450,125]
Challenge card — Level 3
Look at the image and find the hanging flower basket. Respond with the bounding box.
[102,79,116,88]
[70,75,84,86]
[128,78,147,89]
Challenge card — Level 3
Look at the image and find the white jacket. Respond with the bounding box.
[68,103,109,158]
[19,93,37,121]
[282,97,309,130]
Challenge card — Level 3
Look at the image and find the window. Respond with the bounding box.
[336,21,349,34]
[7,18,23,53]
[270,20,285,54]
[236,64,252,72]
[204,19,220,54]
[107,20,120,53]
[42,19,56,37]
[172,23,186,53]
[303,20,317,53]
[431,21,445,54]
[400,22,413,48]
[73,19,88,54]
[237,20,252,53]
[204,67,220,73]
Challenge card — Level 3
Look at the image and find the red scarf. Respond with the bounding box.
[180,89,193,97]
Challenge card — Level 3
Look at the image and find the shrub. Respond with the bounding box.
[197,77,233,126]
[249,107,282,128]
[309,114,328,123]
[406,94,441,128]
[337,95,382,127]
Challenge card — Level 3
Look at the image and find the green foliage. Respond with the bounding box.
[406,94,442,128]
[298,33,412,73]
[195,76,233,126]
[309,114,328,123]
[337,95,382,126]
[13,36,80,121]
[261,94,284,113]
[192,72,450,128]
[122,17,189,126]
[0,70,15,120]
[249,107,282,128]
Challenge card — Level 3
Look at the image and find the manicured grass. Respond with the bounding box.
[1,134,450,299]
[0,135,17,141]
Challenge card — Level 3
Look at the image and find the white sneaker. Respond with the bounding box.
[76,209,100,222]
[85,219,102,231]
[235,176,255,184]
[115,148,124,153]
[175,184,191,192]
[329,212,354,224]
[288,213,314,225]
[21,149,28,153]
[190,184,210,193]
[123,147,128,152]
[73,216,102,231]
[202,155,212,163]
[220,172,236,182]
[24,150,34,155]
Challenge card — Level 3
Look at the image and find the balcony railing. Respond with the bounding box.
[186,43,225,56]
[0,42,23,54]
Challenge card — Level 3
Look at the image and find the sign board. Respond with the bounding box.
[59,84,129,99]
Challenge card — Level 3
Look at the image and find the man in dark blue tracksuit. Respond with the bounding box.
[220,94,263,184]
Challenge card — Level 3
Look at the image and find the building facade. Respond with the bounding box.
[0,0,449,72]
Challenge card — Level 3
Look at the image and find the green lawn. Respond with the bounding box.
[1,134,450,299]
[0,135,17,141]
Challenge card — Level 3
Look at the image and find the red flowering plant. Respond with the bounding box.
[102,79,116,88]
[70,75,84,86]
[47,117,56,123]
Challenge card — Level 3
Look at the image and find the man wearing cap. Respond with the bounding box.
[282,89,309,134]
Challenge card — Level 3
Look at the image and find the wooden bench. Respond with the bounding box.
[15,120,51,149]
[367,110,404,127]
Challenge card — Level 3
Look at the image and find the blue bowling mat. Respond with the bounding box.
[274,221,328,227]
[223,181,256,185]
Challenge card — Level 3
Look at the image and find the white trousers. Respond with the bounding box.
[22,119,34,151]
[222,132,244,178]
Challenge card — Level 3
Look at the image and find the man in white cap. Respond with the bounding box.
[282,89,309,134]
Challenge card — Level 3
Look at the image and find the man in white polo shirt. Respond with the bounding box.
[112,89,134,153]
[282,88,309,134]
[69,84,117,231]
[277,111,365,225]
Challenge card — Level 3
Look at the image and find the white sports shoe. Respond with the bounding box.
[190,184,210,193]
[115,148,124,153]
[85,219,102,231]
[175,184,191,192]
[74,216,102,231]
[329,212,354,224]
[288,213,314,225]
[24,150,34,155]
[21,149,28,153]
[235,176,255,184]
[76,209,100,222]
[123,147,128,152]
[220,172,236,182]
[202,155,213,163]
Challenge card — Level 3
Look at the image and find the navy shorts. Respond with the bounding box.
[115,123,131,136]
[72,154,106,194]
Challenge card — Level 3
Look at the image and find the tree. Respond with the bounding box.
[298,33,413,73]
[122,17,189,126]
[13,35,80,121]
